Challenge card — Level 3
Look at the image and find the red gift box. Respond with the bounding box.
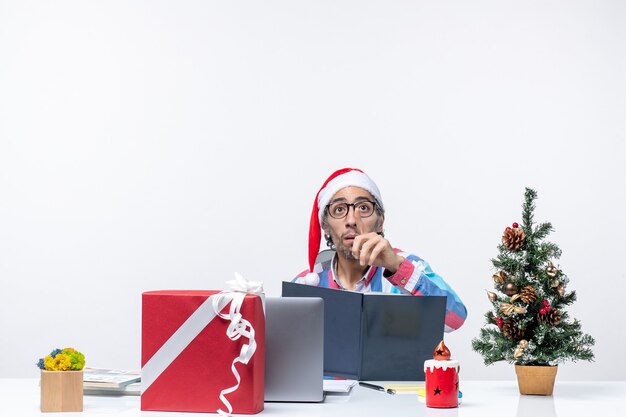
[141,290,265,414]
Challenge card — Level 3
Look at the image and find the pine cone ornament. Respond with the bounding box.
[502,227,525,251]
[538,309,562,326]
[518,285,537,304]
[502,318,525,340]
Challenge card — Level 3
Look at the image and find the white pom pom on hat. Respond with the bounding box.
[307,168,383,275]
[302,272,320,286]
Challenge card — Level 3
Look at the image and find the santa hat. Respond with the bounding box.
[303,168,383,285]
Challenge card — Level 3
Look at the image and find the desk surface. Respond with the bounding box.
[2,379,624,417]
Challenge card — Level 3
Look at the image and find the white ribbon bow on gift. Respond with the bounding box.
[226,273,264,295]
[212,273,264,416]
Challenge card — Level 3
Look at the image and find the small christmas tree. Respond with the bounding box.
[472,188,594,366]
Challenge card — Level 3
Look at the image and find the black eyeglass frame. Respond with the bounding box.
[325,199,380,220]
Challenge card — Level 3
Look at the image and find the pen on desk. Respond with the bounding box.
[358,382,396,395]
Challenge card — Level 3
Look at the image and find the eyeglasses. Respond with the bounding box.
[326,200,378,219]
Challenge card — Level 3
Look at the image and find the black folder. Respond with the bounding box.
[282,281,446,381]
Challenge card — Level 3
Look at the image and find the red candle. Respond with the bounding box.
[424,341,459,408]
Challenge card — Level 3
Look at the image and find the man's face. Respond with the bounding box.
[322,186,383,260]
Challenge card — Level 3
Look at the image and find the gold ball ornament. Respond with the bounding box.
[486,290,498,302]
[503,282,519,296]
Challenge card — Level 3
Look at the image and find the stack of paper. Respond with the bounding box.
[83,368,141,396]
[323,379,358,393]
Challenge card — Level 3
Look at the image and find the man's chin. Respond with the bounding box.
[338,247,357,261]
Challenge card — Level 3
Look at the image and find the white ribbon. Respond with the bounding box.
[141,274,264,416]
[214,273,264,416]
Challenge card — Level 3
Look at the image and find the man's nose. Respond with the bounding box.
[344,206,359,224]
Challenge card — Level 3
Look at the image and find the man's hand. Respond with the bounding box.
[351,232,404,273]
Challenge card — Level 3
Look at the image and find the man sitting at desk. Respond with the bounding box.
[293,167,467,332]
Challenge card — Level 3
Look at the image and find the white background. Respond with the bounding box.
[1,0,624,381]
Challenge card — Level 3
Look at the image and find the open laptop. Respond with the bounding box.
[264,296,324,402]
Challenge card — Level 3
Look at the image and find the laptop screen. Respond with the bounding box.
[264,296,324,402]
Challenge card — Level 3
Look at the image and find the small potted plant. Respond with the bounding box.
[37,347,86,412]
[471,188,594,395]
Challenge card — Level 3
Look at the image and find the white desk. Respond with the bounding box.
[2,379,625,417]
